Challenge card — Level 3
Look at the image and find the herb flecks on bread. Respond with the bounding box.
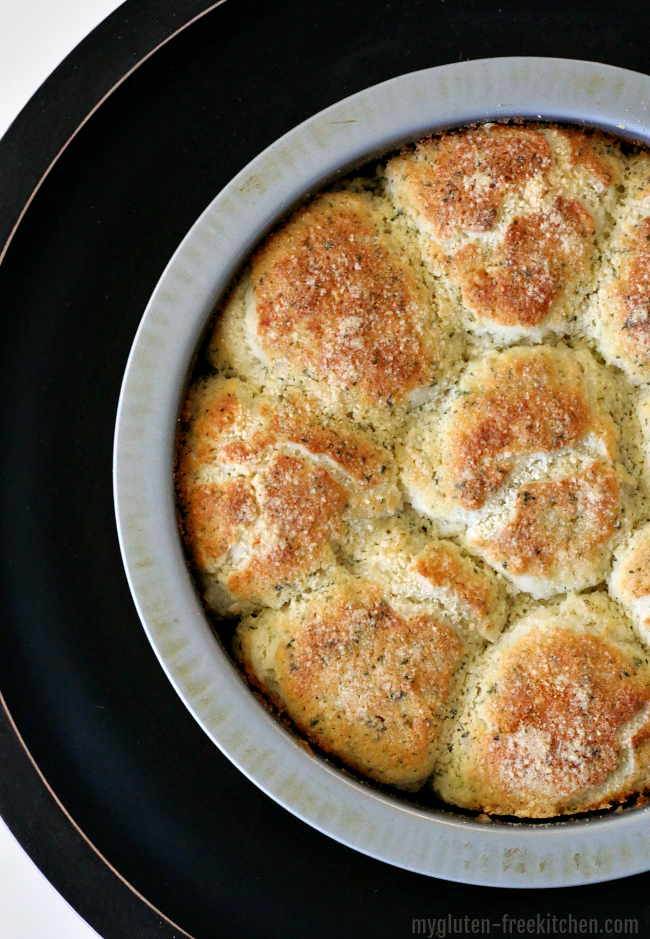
[177,124,650,814]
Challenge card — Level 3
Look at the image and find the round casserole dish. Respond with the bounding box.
[113,57,650,887]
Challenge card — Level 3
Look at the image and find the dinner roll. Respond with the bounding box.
[387,125,622,340]
[434,593,650,817]
[211,191,461,426]
[235,576,468,789]
[178,375,399,613]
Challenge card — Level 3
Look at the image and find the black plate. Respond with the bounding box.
[3,1,650,936]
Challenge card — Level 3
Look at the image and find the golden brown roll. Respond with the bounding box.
[387,125,622,340]
[177,374,400,613]
[401,343,642,597]
[434,594,650,817]
[209,190,461,426]
[235,576,468,790]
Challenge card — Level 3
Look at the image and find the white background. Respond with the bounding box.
[0,1,135,937]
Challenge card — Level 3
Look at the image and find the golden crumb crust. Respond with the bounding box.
[177,122,650,813]
[248,191,456,414]
[402,343,635,599]
[597,222,650,383]
[411,542,497,621]
[434,595,650,817]
[612,524,650,601]
[235,578,468,789]
[438,345,614,512]
[177,373,401,611]
[445,197,593,329]
[386,125,622,336]
[343,518,507,642]
[387,126,555,241]
[468,460,623,589]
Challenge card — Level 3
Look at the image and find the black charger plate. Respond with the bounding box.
[3,1,650,936]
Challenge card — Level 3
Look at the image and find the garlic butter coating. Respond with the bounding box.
[178,124,650,814]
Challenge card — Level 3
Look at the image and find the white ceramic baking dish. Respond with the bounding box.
[113,57,650,887]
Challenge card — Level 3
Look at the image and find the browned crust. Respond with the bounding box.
[214,398,390,487]
[449,197,594,328]
[410,541,497,620]
[178,416,349,602]
[181,480,258,569]
[446,347,600,510]
[266,400,389,487]
[175,372,397,603]
[225,454,346,601]
[388,125,552,240]
[180,376,246,469]
[631,721,650,750]
[273,581,466,788]
[482,628,650,813]
[559,127,619,187]
[386,125,616,330]
[472,462,621,580]
[251,191,445,405]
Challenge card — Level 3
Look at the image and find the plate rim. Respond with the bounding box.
[114,55,650,888]
[0,0,227,935]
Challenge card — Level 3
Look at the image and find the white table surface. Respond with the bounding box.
[0,1,131,936]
